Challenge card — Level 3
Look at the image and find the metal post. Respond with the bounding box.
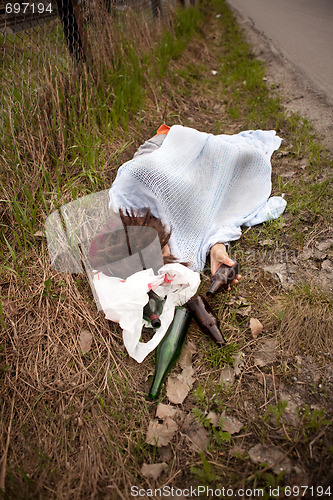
[56,0,87,63]
[151,0,161,19]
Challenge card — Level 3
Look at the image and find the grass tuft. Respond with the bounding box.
[264,282,333,356]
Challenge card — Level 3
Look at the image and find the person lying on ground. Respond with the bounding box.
[92,124,286,285]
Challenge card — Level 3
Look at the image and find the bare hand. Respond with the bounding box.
[210,243,241,288]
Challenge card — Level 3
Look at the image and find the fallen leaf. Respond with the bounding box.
[158,445,173,463]
[2,298,18,317]
[248,444,292,475]
[166,376,189,404]
[276,150,289,158]
[297,247,314,261]
[229,445,247,458]
[156,403,177,420]
[34,230,45,238]
[177,365,195,389]
[236,305,252,317]
[250,318,263,338]
[79,329,92,354]
[155,404,186,428]
[226,296,250,306]
[182,414,209,451]
[254,338,278,367]
[318,260,333,292]
[279,171,295,178]
[220,365,235,385]
[278,390,301,426]
[166,363,195,405]
[188,426,209,450]
[227,296,252,315]
[141,462,168,481]
[261,263,298,289]
[256,372,281,390]
[146,417,178,447]
[260,239,274,246]
[207,411,220,427]
[315,239,333,252]
[233,351,245,376]
[183,420,209,451]
[179,341,196,369]
[322,259,333,272]
[220,414,243,434]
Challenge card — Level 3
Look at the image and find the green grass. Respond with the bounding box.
[208,0,333,251]
[0,4,204,275]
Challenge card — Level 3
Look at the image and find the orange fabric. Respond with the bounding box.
[156,124,170,136]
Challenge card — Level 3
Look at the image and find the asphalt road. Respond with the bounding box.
[226,0,333,105]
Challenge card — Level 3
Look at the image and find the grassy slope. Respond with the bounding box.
[1,0,332,498]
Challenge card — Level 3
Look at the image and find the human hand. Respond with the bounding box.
[210,243,241,288]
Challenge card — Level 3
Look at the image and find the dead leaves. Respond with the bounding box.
[250,317,263,338]
[1,298,18,318]
[206,411,244,435]
[227,296,252,316]
[166,365,195,404]
[253,338,278,367]
[145,416,178,447]
[248,443,292,475]
[183,414,209,451]
[145,400,244,461]
[145,402,210,452]
[220,364,235,385]
[79,329,93,354]
[145,341,208,450]
[219,413,243,435]
[166,377,189,405]
[165,341,196,404]
[141,462,168,481]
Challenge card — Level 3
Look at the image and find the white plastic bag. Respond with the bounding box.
[92,263,200,362]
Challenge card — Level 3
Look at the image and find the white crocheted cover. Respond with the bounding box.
[109,125,286,271]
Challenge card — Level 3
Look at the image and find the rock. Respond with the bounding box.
[248,443,292,475]
[220,364,235,385]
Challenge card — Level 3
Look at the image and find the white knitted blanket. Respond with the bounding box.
[109,125,286,270]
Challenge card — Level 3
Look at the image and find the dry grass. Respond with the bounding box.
[1,246,153,498]
[264,283,333,356]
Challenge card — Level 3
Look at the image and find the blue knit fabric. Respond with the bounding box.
[109,125,286,271]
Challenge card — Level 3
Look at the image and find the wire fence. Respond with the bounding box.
[0,0,179,172]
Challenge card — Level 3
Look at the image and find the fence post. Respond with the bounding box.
[151,0,162,19]
[56,0,88,63]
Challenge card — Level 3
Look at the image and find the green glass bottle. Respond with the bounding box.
[149,306,192,399]
[143,290,164,328]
